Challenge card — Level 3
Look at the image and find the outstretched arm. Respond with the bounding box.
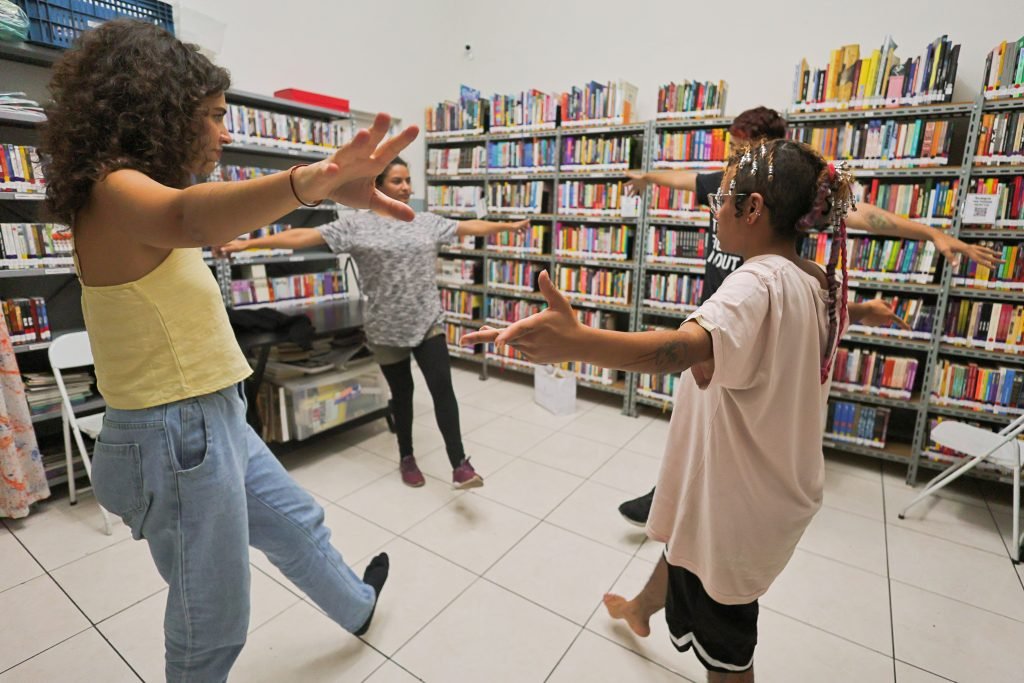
[216,228,325,254]
[849,203,1000,269]
[456,218,530,237]
[624,169,699,195]
[460,270,713,375]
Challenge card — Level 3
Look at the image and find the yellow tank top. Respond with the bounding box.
[79,248,252,409]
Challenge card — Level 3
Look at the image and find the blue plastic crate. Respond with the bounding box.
[13,0,174,49]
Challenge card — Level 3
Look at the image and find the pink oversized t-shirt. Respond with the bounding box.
[646,254,844,605]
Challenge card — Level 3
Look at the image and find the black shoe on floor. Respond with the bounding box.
[618,488,655,527]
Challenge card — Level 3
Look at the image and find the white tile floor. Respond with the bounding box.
[2,363,1022,682]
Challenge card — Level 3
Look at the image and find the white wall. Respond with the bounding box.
[175,0,1024,200]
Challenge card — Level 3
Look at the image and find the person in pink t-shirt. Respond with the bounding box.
[463,139,867,682]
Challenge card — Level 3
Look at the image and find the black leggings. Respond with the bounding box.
[378,332,466,468]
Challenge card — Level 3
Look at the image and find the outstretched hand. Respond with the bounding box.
[292,113,419,221]
[933,232,1002,270]
[853,299,912,330]
[624,170,648,196]
[212,240,248,257]
[460,271,587,364]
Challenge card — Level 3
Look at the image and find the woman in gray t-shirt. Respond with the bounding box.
[221,158,527,489]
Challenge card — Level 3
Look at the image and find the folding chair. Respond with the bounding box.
[47,331,113,535]
[899,413,1024,563]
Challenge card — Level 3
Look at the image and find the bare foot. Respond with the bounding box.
[603,593,651,637]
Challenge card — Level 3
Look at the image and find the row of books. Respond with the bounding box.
[554,225,633,260]
[560,135,635,170]
[983,37,1024,98]
[428,146,487,175]
[224,104,348,151]
[931,360,1024,413]
[440,289,481,319]
[787,119,954,167]
[942,300,1024,352]
[560,80,638,127]
[653,129,730,166]
[848,292,935,339]
[487,259,538,291]
[555,266,631,304]
[444,322,476,354]
[824,401,893,449]
[436,258,477,285]
[832,347,919,399]
[656,81,727,119]
[638,371,678,401]
[649,187,707,218]
[490,91,558,132]
[427,185,482,212]
[792,35,959,110]
[644,273,703,309]
[2,297,51,345]
[488,139,556,171]
[572,309,621,382]
[557,180,628,214]
[801,235,939,283]
[22,370,94,420]
[1,223,71,264]
[967,177,1024,224]
[646,226,707,263]
[488,181,546,213]
[230,269,349,306]
[975,111,1024,164]
[486,225,547,254]
[0,144,44,193]
[426,87,487,134]
[486,297,544,326]
[951,241,1024,290]
[209,164,277,182]
[854,179,959,222]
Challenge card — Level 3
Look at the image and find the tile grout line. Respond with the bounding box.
[0,528,144,681]
[880,464,899,682]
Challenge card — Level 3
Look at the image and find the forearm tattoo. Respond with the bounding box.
[865,212,894,232]
[624,339,690,373]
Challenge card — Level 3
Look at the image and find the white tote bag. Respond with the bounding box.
[534,365,576,416]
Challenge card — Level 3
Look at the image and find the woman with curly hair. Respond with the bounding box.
[40,19,416,681]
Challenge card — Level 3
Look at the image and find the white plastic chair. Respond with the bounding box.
[899,414,1024,563]
[47,331,113,535]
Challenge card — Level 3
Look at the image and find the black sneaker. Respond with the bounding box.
[618,488,655,527]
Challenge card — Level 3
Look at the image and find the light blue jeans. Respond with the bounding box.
[90,383,375,682]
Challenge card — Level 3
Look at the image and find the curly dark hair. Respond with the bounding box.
[40,19,230,225]
[729,106,787,141]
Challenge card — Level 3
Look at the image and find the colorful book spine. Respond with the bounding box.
[1,297,51,345]
[487,138,557,171]
[230,271,349,306]
[951,241,1024,290]
[0,145,45,193]
[436,258,478,285]
[982,37,1024,100]
[555,266,631,304]
[440,289,481,319]
[555,224,632,260]
[486,224,547,254]
[973,111,1024,163]
[644,273,703,309]
[941,299,1024,352]
[787,119,953,167]
[209,165,278,182]
[832,347,919,399]
[487,181,546,213]
[855,179,960,223]
[0,224,73,265]
[931,359,1024,413]
[648,187,709,220]
[486,297,545,326]
[824,401,892,448]
[560,80,638,126]
[445,322,480,355]
[656,80,728,119]
[560,135,634,170]
[427,185,484,212]
[425,87,488,134]
[488,259,538,291]
[490,90,558,131]
[652,129,730,168]
[557,180,626,214]
[225,105,349,150]
[847,291,935,339]
[800,234,939,283]
[646,226,707,264]
[428,146,488,174]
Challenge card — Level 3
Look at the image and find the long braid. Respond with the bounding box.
[815,163,854,384]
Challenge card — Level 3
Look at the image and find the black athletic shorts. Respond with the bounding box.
[664,561,759,674]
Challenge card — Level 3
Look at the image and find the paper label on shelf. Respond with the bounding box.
[962,194,999,224]
[620,195,640,218]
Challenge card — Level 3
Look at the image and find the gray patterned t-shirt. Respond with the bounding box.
[317,211,458,347]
